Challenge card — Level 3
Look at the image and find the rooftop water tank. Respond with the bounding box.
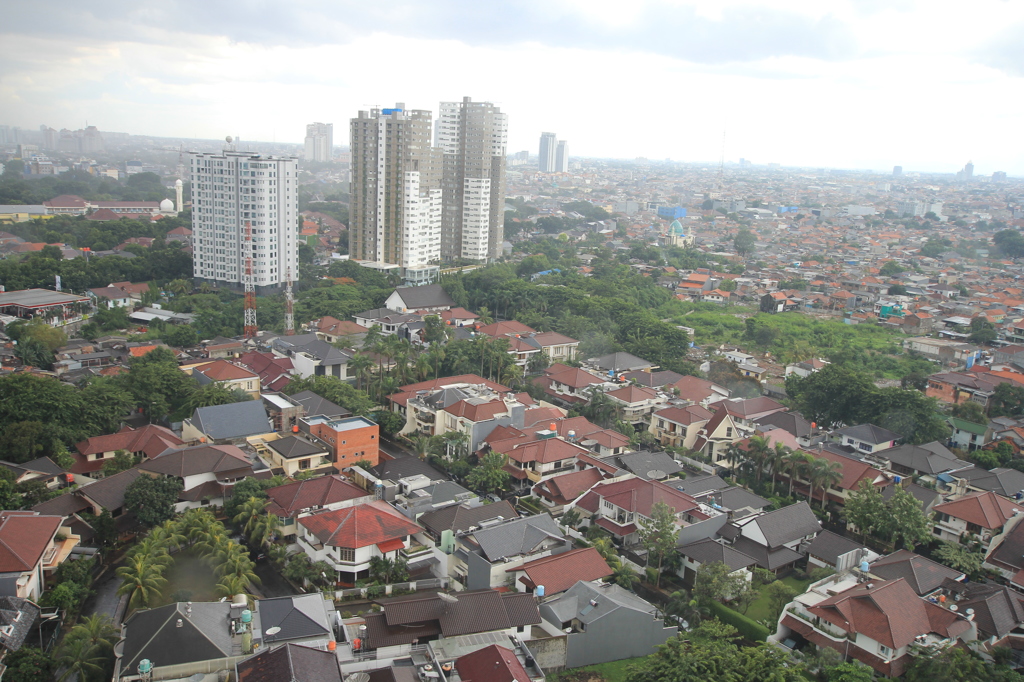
[139,660,152,675]
[241,609,252,623]
[860,560,870,572]
[536,585,545,597]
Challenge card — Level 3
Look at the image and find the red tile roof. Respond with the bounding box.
[589,477,700,518]
[73,424,183,474]
[194,359,258,382]
[533,468,604,506]
[0,512,62,572]
[933,491,1019,529]
[265,475,370,518]
[444,399,510,422]
[498,437,592,465]
[455,644,531,682]
[508,547,612,595]
[298,500,420,548]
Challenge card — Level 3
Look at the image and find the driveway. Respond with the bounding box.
[83,566,125,623]
[252,559,300,599]
[379,437,414,460]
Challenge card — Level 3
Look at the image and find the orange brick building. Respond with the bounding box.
[303,415,379,470]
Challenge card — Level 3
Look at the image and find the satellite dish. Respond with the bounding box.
[437,592,459,604]
[344,675,371,682]
[265,627,281,636]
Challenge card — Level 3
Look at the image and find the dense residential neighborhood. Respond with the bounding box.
[3,145,1024,681]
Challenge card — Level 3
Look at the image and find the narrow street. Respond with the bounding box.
[379,437,414,460]
[83,566,124,622]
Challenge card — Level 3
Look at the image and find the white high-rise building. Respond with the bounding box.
[304,122,333,162]
[189,150,298,293]
[350,105,442,284]
[437,97,507,261]
[555,140,569,173]
[539,132,557,172]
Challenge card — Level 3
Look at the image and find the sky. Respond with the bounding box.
[2,0,1024,174]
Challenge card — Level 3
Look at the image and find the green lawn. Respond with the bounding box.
[158,551,220,605]
[743,575,813,624]
[549,657,645,682]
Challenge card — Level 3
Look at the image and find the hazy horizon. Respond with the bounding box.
[4,0,1024,175]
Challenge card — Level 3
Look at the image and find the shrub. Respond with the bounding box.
[707,600,770,642]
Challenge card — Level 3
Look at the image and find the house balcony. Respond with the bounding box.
[43,532,81,571]
[401,542,432,562]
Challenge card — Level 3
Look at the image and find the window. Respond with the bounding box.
[878,644,891,657]
[337,547,355,562]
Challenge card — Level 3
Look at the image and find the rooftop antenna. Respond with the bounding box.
[243,219,257,339]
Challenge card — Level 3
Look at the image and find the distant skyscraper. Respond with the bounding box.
[555,140,569,173]
[436,97,508,262]
[892,166,903,177]
[964,161,974,178]
[189,150,298,293]
[349,104,442,283]
[304,122,333,162]
[993,171,1007,183]
[539,132,557,172]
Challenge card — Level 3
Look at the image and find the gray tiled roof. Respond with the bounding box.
[678,538,757,572]
[592,352,654,372]
[237,643,342,682]
[667,474,729,496]
[418,501,519,536]
[257,594,332,642]
[805,530,865,566]
[267,436,326,460]
[615,451,683,480]
[470,514,565,562]
[391,284,456,310]
[878,442,970,475]
[542,581,657,626]
[191,400,272,440]
[832,423,901,444]
[289,390,350,419]
[121,602,234,673]
[731,536,804,571]
[870,550,964,595]
[746,501,820,548]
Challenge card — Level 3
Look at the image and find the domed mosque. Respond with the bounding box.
[667,218,694,247]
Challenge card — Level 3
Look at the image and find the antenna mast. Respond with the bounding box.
[243,220,257,339]
[284,266,295,335]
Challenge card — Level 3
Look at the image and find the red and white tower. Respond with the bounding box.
[242,220,257,339]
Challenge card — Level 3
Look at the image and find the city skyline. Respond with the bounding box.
[3,1,1024,173]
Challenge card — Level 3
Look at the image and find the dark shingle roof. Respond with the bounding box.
[744,501,820,548]
[236,642,342,682]
[592,352,654,372]
[678,538,757,572]
[190,401,271,440]
[615,451,682,480]
[289,390,350,419]
[266,436,326,460]
[805,530,865,566]
[121,602,234,673]
[470,514,565,562]
[256,594,331,642]
[832,423,901,445]
[417,501,519,536]
[870,549,964,595]
[392,284,456,310]
[77,467,145,511]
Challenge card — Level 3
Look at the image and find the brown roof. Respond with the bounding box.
[417,501,519,536]
[140,444,253,479]
[73,424,183,474]
[0,512,63,572]
[298,501,420,549]
[933,491,1018,529]
[311,317,367,336]
[455,644,531,682]
[444,399,510,422]
[77,467,145,511]
[533,468,604,506]
[194,359,259,382]
[508,547,612,595]
[265,475,370,518]
[589,477,700,518]
[653,404,713,426]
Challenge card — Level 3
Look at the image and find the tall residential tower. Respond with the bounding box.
[349,104,442,284]
[555,140,569,172]
[304,122,333,162]
[436,97,508,261]
[538,132,557,172]
[189,150,298,293]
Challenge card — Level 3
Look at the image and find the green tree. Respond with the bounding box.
[883,485,933,550]
[119,346,199,420]
[933,541,984,576]
[693,561,749,605]
[3,647,54,682]
[638,501,680,588]
[765,580,797,625]
[952,400,987,425]
[123,475,183,527]
[786,364,876,428]
[101,450,136,477]
[994,229,1024,258]
[368,555,410,584]
[823,661,874,682]
[466,451,510,495]
[116,554,168,611]
[808,457,843,509]
[905,645,1024,682]
[879,260,905,277]
[990,382,1024,418]
[283,375,375,415]
[843,480,888,538]
[734,229,757,257]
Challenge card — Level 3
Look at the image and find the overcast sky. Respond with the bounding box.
[3,0,1023,174]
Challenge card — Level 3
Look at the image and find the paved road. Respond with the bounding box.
[253,559,301,598]
[379,437,413,460]
[83,568,123,621]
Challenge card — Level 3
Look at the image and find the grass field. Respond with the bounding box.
[158,551,219,605]
[744,575,813,624]
[549,657,644,682]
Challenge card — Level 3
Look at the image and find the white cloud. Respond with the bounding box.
[1,0,1023,172]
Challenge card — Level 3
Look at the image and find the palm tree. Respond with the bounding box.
[69,613,118,653]
[116,555,168,612]
[149,519,187,552]
[233,496,269,540]
[501,363,523,388]
[348,353,374,391]
[167,278,192,296]
[611,563,639,591]
[809,458,843,510]
[214,574,256,603]
[591,536,618,564]
[783,450,810,498]
[127,536,173,567]
[476,306,494,325]
[766,442,791,494]
[250,512,281,549]
[745,435,772,483]
[55,632,108,682]
[723,443,745,483]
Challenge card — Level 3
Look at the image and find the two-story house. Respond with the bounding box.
[453,513,570,590]
[931,491,1021,548]
[72,424,183,479]
[260,435,334,478]
[774,448,889,508]
[830,424,900,454]
[775,576,973,677]
[191,359,262,398]
[691,408,744,465]
[604,385,667,428]
[139,444,257,512]
[491,434,594,490]
[0,511,79,601]
[573,476,710,546]
[301,415,379,470]
[537,365,615,406]
[264,475,374,544]
[725,501,821,573]
[182,400,274,445]
[296,500,422,584]
[388,375,512,437]
[647,404,714,449]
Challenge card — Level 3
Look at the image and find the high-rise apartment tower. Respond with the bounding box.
[555,140,569,173]
[539,132,557,172]
[304,122,333,162]
[189,150,298,293]
[436,97,508,261]
[349,104,442,283]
